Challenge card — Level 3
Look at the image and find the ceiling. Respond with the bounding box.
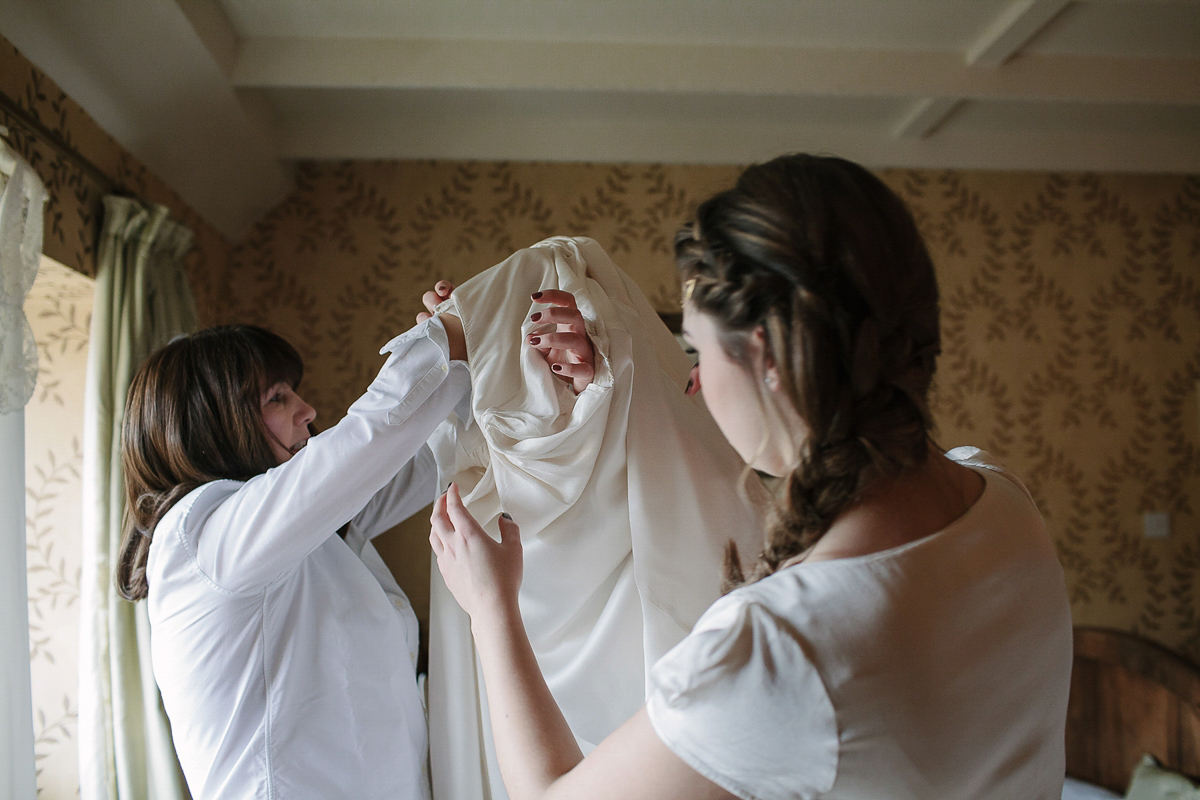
[2,0,1198,239]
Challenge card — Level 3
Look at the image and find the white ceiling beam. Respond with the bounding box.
[276,111,1200,174]
[174,0,240,77]
[892,97,963,139]
[173,0,280,153]
[967,0,1073,68]
[233,38,1200,105]
[894,0,1073,140]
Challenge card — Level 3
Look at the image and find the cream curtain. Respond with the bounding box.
[1,137,47,800]
[79,197,196,800]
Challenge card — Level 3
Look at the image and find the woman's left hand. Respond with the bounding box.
[527,290,596,394]
[430,484,523,624]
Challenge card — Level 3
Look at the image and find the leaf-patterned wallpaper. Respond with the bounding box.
[25,257,93,798]
[221,160,1200,662]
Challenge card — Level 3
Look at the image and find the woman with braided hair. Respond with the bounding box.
[429,153,1074,799]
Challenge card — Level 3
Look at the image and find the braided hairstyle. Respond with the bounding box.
[676,154,941,587]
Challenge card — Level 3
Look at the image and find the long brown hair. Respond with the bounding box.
[116,325,303,601]
[676,154,941,587]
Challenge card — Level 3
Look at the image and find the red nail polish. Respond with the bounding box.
[552,364,563,372]
[529,336,541,345]
[530,312,541,322]
[531,292,543,300]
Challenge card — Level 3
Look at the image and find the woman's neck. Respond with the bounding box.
[800,448,985,564]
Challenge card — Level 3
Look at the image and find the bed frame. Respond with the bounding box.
[1066,627,1200,792]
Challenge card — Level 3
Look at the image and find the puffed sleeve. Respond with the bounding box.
[645,591,840,800]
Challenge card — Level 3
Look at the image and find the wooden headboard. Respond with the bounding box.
[1066,627,1200,792]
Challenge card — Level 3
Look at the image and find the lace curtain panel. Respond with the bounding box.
[0,140,46,413]
[1,138,48,800]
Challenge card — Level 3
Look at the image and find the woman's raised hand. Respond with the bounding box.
[416,280,455,323]
[527,290,595,394]
[416,280,467,361]
[430,484,523,623]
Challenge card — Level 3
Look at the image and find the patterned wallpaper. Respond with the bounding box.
[0,34,232,323]
[222,160,1200,662]
[25,257,94,798]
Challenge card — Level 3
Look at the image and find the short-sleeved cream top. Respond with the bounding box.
[646,448,1074,800]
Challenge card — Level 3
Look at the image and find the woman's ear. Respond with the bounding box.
[751,326,781,391]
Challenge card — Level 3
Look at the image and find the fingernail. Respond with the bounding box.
[500,512,512,521]
[531,292,543,300]
[530,312,541,322]
[529,336,541,345]
[552,364,563,373]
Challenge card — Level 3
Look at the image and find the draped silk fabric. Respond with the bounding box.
[427,237,768,800]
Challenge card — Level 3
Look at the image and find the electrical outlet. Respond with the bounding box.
[1143,511,1171,539]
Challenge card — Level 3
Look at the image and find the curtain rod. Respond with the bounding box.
[0,90,117,193]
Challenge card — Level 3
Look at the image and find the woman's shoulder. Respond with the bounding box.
[945,446,1037,506]
[650,574,838,710]
[154,479,245,545]
[688,570,831,650]
[146,480,247,594]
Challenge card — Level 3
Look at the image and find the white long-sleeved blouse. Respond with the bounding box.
[146,317,469,800]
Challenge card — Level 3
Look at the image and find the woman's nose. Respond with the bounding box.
[299,402,316,425]
[685,365,701,396]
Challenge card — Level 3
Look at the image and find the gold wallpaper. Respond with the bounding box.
[0,34,232,323]
[223,160,1200,662]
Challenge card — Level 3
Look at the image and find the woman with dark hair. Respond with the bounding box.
[117,309,591,799]
[429,154,1074,799]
